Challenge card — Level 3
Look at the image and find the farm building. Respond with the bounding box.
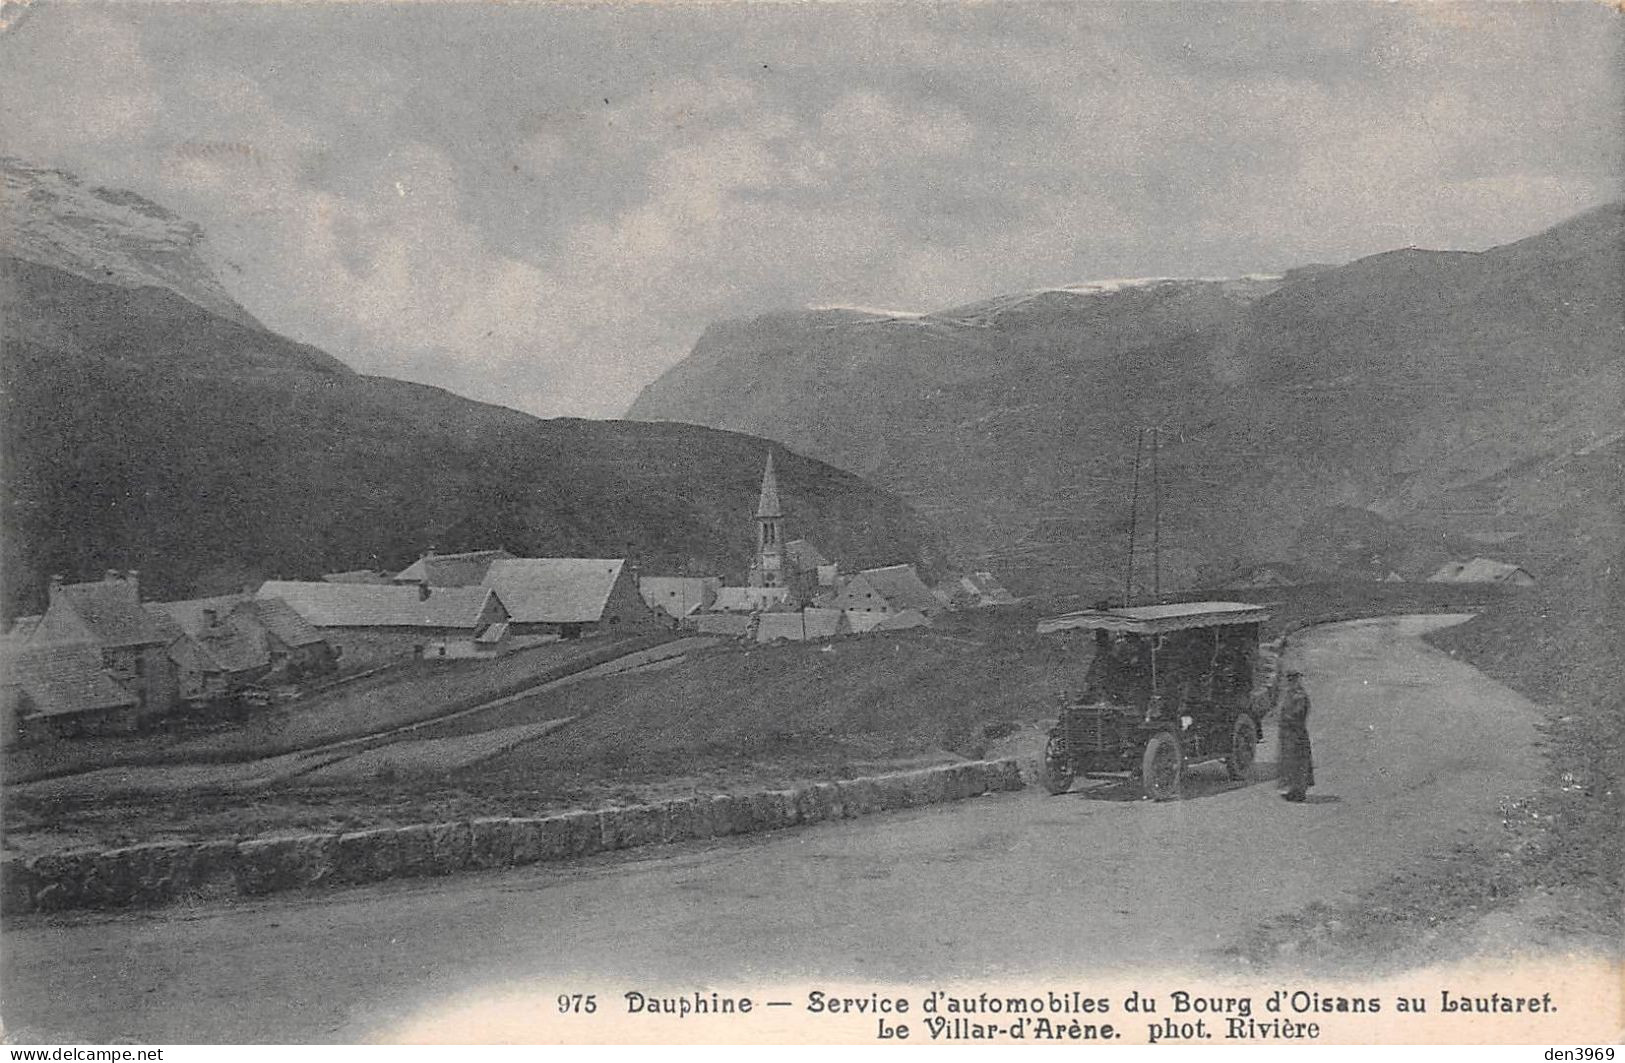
[639,576,722,620]
[480,558,660,638]
[831,564,944,618]
[256,581,510,669]
[1427,558,1535,586]
[146,597,272,703]
[146,594,337,703]
[754,608,848,643]
[936,571,1019,609]
[256,582,507,635]
[249,597,339,676]
[393,549,515,588]
[1,640,142,742]
[27,572,177,723]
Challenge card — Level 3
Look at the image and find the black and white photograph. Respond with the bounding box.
[0,0,1620,1047]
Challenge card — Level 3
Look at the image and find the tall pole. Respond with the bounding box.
[1151,427,1162,600]
[1124,428,1144,605]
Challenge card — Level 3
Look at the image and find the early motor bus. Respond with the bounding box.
[1036,601,1271,800]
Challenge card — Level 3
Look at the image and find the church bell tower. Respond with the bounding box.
[749,452,784,588]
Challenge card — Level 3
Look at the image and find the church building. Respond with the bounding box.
[741,452,835,606]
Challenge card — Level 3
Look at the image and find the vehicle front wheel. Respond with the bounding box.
[1141,731,1184,801]
[1039,730,1075,795]
[1227,715,1259,781]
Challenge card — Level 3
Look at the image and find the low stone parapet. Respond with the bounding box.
[2,757,1023,916]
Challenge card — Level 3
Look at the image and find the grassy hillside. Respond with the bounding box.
[1,259,939,615]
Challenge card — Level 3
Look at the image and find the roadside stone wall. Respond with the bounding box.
[1,758,1024,916]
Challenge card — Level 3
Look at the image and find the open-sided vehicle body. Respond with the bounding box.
[1036,601,1270,800]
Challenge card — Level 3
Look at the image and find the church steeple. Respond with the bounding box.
[751,452,785,587]
[756,452,782,519]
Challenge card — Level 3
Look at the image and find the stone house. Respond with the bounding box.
[1,640,141,741]
[27,572,177,725]
[830,564,944,619]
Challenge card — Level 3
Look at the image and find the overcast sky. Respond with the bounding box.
[3,2,1620,418]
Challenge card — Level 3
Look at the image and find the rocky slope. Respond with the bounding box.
[0,165,938,616]
[1,157,264,330]
[630,203,1624,595]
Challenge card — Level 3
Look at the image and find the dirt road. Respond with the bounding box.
[0,615,1545,1043]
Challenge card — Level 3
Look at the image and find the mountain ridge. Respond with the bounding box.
[1,157,265,331]
[629,201,1624,595]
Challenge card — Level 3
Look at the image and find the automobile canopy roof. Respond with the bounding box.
[1036,601,1269,636]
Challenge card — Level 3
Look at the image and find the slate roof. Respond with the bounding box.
[53,579,168,647]
[756,453,783,519]
[148,596,270,675]
[857,564,943,615]
[256,581,502,629]
[394,550,515,587]
[141,606,187,645]
[321,569,394,584]
[249,597,327,648]
[481,559,627,624]
[0,641,138,719]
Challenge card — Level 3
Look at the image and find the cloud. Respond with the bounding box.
[2,2,1620,419]
[0,7,158,156]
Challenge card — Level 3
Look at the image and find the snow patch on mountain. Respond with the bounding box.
[1,157,262,329]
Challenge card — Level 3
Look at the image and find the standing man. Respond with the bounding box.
[1277,668,1315,802]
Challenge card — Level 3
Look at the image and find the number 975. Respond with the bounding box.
[558,993,598,1014]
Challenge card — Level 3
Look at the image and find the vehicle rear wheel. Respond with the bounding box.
[1141,731,1183,801]
[1227,715,1259,781]
[1039,730,1075,795]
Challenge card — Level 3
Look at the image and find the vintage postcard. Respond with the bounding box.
[0,0,1620,1048]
